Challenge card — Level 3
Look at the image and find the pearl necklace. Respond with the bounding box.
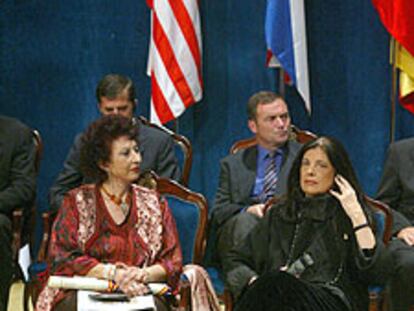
[101,186,130,216]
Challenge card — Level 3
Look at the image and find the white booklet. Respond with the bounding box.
[77,290,156,311]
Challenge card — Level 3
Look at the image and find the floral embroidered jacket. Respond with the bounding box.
[36,183,182,311]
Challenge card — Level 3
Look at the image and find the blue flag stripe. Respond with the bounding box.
[265,0,297,85]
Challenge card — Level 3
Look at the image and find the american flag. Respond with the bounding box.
[147,0,203,124]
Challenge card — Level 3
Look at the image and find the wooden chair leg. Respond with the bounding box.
[23,282,31,311]
[223,289,234,311]
[371,291,381,311]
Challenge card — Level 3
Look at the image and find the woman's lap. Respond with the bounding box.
[235,271,349,311]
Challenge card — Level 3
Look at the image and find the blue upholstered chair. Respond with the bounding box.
[138,116,193,187]
[139,172,209,266]
[138,172,209,310]
[365,196,393,311]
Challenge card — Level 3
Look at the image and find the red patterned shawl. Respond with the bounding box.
[36,184,182,311]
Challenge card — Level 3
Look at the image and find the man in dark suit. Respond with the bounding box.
[0,115,36,311]
[210,91,301,268]
[49,74,180,213]
[377,137,414,311]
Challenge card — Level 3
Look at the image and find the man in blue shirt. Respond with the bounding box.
[210,91,302,268]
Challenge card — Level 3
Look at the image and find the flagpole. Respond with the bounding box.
[279,68,285,98]
[390,38,397,143]
[172,119,179,134]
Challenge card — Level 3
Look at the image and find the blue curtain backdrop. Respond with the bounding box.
[1,1,414,229]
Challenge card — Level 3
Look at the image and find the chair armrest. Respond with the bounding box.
[12,208,24,264]
[37,212,52,262]
[178,276,191,311]
[369,285,386,311]
[223,288,234,311]
[26,211,51,307]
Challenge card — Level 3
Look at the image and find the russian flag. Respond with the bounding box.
[265,0,311,113]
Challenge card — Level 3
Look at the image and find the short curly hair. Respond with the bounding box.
[79,115,139,184]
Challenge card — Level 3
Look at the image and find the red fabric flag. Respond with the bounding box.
[373,0,414,113]
[147,0,203,124]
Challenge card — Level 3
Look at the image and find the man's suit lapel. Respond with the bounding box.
[240,146,258,199]
[134,118,152,172]
[238,146,257,200]
[134,118,146,155]
[275,140,300,196]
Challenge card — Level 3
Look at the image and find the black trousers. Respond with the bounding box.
[0,214,13,311]
[216,212,260,268]
[235,271,349,311]
[388,238,414,311]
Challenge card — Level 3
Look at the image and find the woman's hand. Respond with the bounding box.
[397,227,414,246]
[114,265,149,297]
[124,281,149,297]
[330,175,376,249]
[329,175,366,226]
[246,203,266,217]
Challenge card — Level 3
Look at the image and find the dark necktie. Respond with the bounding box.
[262,150,282,201]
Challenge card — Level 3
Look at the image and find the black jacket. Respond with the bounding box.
[224,195,392,311]
[0,115,36,215]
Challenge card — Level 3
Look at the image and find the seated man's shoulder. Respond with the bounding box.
[221,147,253,163]
[393,137,414,150]
[139,121,172,143]
[0,116,32,150]
[68,132,84,148]
[288,139,302,151]
[0,115,30,134]
[222,140,299,164]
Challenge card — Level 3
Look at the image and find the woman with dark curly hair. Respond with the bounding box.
[224,136,392,311]
[36,115,182,311]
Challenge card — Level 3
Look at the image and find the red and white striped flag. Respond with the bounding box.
[147,0,203,124]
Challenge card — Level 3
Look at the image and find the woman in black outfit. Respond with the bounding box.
[224,137,392,311]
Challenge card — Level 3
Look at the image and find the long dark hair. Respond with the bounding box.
[285,136,365,217]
